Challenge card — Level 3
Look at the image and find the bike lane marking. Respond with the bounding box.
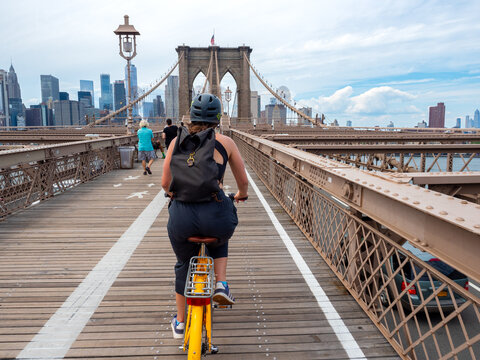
[17,189,167,360]
[247,171,367,360]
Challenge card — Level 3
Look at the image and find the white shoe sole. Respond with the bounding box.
[213,292,235,305]
[171,322,184,339]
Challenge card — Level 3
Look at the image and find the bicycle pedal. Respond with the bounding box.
[211,344,219,354]
[213,304,232,309]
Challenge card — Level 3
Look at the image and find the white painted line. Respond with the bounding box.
[470,281,480,293]
[113,183,122,187]
[126,191,149,199]
[124,175,140,181]
[17,189,168,360]
[247,171,367,360]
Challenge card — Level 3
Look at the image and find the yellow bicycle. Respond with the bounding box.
[182,194,246,359]
[183,235,219,359]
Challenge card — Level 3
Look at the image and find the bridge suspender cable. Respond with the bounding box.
[243,53,323,127]
[84,53,184,127]
[214,49,224,113]
[201,51,214,94]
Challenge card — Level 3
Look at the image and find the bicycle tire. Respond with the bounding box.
[187,305,204,360]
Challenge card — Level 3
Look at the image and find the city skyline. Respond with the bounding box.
[2,0,480,127]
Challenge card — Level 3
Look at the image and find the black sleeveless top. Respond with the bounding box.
[214,140,228,183]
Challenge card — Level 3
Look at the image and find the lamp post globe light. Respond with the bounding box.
[114,15,140,134]
[224,86,232,116]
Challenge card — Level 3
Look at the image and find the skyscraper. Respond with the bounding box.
[6,64,24,127]
[99,74,113,110]
[153,95,165,118]
[428,102,445,128]
[80,80,94,107]
[78,91,93,107]
[143,102,153,119]
[474,109,480,128]
[298,107,312,125]
[250,91,260,119]
[113,80,127,123]
[7,64,22,99]
[465,115,471,128]
[125,64,138,116]
[53,100,85,126]
[0,70,9,127]
[165,75,179,119]
[455,118,461,128]
[41,75,59,103]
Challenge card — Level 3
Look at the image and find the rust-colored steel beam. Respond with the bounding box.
[233,129,480,282]
[297,143,480,154]
[264,133,480,143]
[0,131,161,169]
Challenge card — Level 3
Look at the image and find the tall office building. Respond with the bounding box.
[143,102,153,119]
[265,103,286,125]
[125,64,138,116]
[165,75,179,119]
[0,70,9,127]
[41,75,59,103]
[465,115,471,128]
[80,80,94,107]
[78,91,93,107]
[428,102,445,128]
[6,64,24,127]
[346,120,352,127]
[7,64,22,99]
[99,74,113,110]
[113,80,127,123]
[250,91,260,119]
[455,118,461,128]
[153,95,165,118]
[474,109,480,128]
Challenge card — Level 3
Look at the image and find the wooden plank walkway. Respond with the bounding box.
[0,159,399,359]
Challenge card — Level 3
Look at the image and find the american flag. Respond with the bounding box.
[211,34,215,45]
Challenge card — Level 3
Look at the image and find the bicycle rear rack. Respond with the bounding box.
[184,256,215,298]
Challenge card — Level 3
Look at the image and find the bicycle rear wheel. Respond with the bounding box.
[187,305,204,360]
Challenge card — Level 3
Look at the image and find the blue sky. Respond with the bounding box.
[2,0,480,127]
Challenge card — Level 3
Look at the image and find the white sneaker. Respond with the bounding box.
[171,315,185,339]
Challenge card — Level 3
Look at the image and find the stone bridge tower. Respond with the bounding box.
[176,45,252,124]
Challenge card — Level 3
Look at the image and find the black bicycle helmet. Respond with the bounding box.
[190,93,222,123]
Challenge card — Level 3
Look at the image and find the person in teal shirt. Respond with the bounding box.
[137,120,156,175]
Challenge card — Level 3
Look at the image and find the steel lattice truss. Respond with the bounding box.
[233,130,480,360]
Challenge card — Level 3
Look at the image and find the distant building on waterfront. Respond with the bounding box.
[454,118,461,128]
[80,80,94,106]
[113,80,127,123]
[41,75,59,103]
[417,120,427,128]
[297,106,312,125]
[7,64,22,99]
[474,109,480,128]
[59,92,69,101]
[428,102,445,128]
[165,75,179,119]
[99,74,113,110]
[387,121,394,127]
[346,120,352,127]
[53,100,85,126]
[153,95,165,119]
[125,64,138,116]
[0,70,9,127]
[6,64,24,127]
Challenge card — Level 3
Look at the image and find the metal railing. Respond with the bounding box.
[0,134,144,219]
[232,129,480,359]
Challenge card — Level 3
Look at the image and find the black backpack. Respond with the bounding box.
[169,126,221,202]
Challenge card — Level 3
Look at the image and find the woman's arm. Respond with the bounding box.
[161,137,177,194]
[222,136,248,200]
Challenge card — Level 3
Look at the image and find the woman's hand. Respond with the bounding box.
[233,191,248,203]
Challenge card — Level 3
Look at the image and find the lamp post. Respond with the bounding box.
[114,15,140,134]
[225,86,232,116]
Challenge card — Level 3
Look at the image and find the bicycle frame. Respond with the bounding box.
[183,243,215,359]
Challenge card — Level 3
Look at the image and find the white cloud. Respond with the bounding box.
[299,86,420,116]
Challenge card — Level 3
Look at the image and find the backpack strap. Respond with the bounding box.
[214,140,228,183]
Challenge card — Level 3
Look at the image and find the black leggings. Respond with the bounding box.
[167,191,238,294]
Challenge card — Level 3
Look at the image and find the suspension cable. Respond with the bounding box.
[214,49,224,113]
[243,53,322,127]
[85,53,184,127]
[201,52,214,93]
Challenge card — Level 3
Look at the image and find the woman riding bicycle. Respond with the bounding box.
[161,93,248,339]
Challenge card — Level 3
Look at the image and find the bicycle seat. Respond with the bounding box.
[187,236,218,244]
